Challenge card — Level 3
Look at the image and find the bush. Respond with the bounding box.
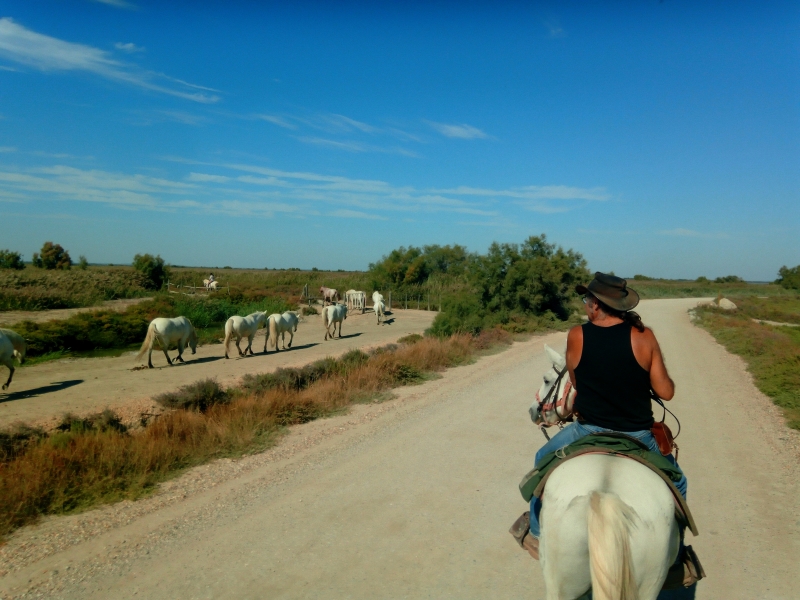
[32,242,72,270]
[777,265,800,290]
[397,333,423,345]
[632,274,654,281]
[154,379,229,412]
[77,255,89,270]
[714,275,744,283]
[0,250,25,270]
[133,254,170,290]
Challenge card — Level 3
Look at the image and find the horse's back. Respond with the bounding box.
[541,454,678,599]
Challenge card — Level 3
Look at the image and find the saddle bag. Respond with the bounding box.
[650,421,677,457]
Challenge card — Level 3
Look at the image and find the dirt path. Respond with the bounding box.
[0,299,798,599]
[0,298,152,326]
[0,309,436,429]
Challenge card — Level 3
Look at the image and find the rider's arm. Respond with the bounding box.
[565,325,582,388]
[633,328,675,400]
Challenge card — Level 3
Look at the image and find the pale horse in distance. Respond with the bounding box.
[322,304,347,340]
[203,279,219,290]
[319,286,339,306]
[264,311,300,352]
[533,346,680,600]
[345,290,366,314]
[372,291,385,325]
[224,312,266,358]
[136,316,198,369]
[0,328,26,390]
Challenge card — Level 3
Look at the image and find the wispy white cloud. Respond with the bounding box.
[545,20,565,38]
[0,157,609,223]
[0,146,16,153]
[114,42,144,53]
[297,136,420,157]
[256,114,297,129]
[0,64,17,71]
[0,18,218,103]
[426,121,489,139]
[659,228,730,240]
[91,0,137,9]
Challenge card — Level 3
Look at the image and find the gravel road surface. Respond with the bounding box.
[0,299,798,599]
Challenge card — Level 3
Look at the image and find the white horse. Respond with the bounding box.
[319,286,339,306]
[203,279,219,291]
[0,328,26,390]
[375,299,385,325]
[136,316,198,368]
[532,346,681,600]
[322,304,347,340]
[264,311,300,352]
[346,290,367,314]
[224,312,266,358]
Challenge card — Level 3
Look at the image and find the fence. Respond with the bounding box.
[300,284,442,312]
[167,280,230,296]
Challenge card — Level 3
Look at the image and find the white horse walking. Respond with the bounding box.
[136,316,197,368]
[224,312,266,358]
[0,328,26,390]
[322,304,347,340]
[345,290,366,314]
[203,279,219,291]
[264,311,300,352]
[375,298,385,325]
[319,286,339,306]
[531,346,684,600]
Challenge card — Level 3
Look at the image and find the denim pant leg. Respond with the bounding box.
[529,422,591,537]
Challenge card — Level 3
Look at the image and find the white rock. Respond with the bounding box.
[718,298,737,310]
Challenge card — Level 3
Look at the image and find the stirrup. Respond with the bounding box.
[662,545,706,590]
[508,512,539,560]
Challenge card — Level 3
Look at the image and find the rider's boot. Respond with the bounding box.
[509,512,539,560]
[662,544,706,589]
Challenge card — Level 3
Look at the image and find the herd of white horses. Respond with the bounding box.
[0,288,389,381]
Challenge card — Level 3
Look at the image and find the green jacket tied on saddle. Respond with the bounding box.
[519,432,685,504]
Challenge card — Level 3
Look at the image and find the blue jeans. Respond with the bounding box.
[529,421,687,537]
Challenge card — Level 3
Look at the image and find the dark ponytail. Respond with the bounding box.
[594,298,645,332]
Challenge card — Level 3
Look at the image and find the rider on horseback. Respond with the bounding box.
[516,272,702,587]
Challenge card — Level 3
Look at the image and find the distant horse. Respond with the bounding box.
[323,304,347,340]
[264,311,300,352]
[531,346,682,599]
[346,290,367,314]
[203,279,219,291]
[224,312,266,358]
[372,291,384,307]
[0,328,26,390]
[320,286,339,306]
[375,298,385,325]
[136,316,198,368]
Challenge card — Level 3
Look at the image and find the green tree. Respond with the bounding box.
[133,254,170,290]
[714,275,743,283]
[776,265,800,290]
[0,249,25,270]
[33,242,72,270]
[77,255,89,270]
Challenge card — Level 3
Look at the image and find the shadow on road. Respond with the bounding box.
[578,583,696,599]
[336,333,363,340]
[0,379,83,403]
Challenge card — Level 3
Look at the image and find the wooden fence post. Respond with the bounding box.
[388,291,392,311]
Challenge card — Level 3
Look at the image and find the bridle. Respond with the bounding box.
[534,365,574,440]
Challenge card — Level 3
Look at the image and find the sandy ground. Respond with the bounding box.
[0,309,436,429]
[0,298,798,599]
[0,298,152,326]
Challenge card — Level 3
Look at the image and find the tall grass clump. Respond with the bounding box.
[0,333,494,540]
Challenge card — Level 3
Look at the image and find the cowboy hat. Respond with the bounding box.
[575,272,640,312]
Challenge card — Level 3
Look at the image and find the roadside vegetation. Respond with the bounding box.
[693,295,800,430]
[0,330,510,540]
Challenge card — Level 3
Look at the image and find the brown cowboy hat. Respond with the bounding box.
[575,272,640,312]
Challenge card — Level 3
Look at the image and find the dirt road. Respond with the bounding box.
[0,298,152,326]
[0,309,436,429]
[1,299,798,599]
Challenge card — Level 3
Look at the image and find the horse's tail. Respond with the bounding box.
[322,306,330,330]
[136,322,157,362]
[223,318,234,357]
[587,491,639,600]
[269,315,279,349]
[0,329,26,363]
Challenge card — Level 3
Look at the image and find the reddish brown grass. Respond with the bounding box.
[0,333,491,540]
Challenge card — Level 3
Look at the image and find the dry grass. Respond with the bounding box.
[0,332,495,540]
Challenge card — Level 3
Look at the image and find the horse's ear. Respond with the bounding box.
[544,344,566,369]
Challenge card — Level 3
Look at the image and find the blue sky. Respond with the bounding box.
[0,1,797,280]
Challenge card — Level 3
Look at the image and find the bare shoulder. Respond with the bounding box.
[567,325,583,342]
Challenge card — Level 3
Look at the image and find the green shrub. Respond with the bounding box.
[55,410,127,434]
[777,265,800,290]
[133,254,170,290]
[32,242,72,270]
[714,275,744,283]
[397,333,423,345]
[154,379,229,412]
[77,255,89,270]
[0,250,25,270]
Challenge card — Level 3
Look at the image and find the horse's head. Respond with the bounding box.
[529,344,574,426]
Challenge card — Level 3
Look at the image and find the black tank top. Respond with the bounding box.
[573,322,654,431]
